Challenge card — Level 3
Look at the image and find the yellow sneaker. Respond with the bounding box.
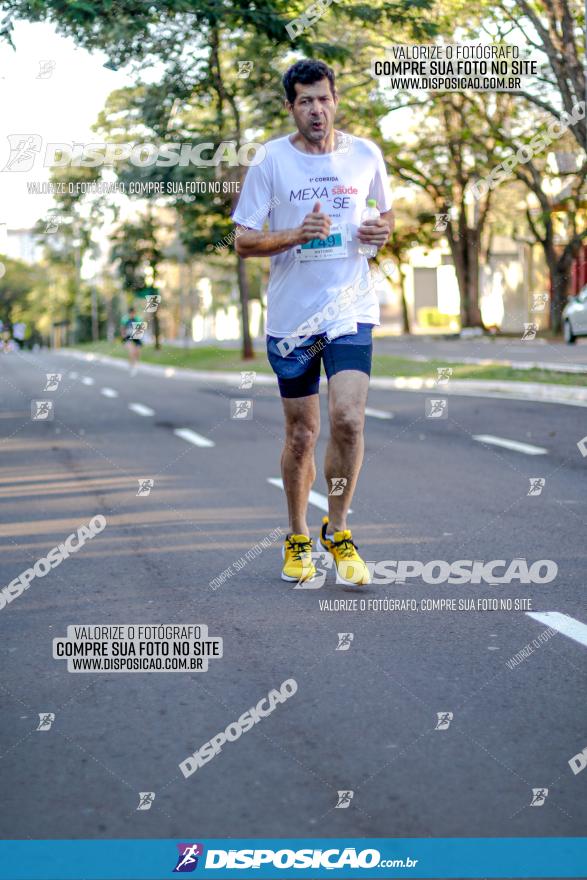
[281,534,316,583]
[319,516,371,586]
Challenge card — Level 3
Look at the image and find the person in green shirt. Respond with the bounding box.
[120,307,143,375]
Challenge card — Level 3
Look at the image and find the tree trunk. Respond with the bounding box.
[452,231,483,327]
[549,259,573,334]
[210,25,253,360]
[541,233,576,334]
[465,230,482,326]
[237,255,254,360]
[105,282,115,342]
[153,310,161,349]
[91,286,99,341]
[399,266,411,334]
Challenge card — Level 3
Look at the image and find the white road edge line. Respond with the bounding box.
[526,611,587,648]
[81,377,94,386]
[268,477,352,514]
[129,403,155,417]
[473,434,548,455]
[364,406,394,420]
[101,388,118,398]
[174,428,215,448]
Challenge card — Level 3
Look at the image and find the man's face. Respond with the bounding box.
[287,78,338,143]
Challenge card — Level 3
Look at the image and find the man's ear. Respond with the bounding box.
[284,99,293,114]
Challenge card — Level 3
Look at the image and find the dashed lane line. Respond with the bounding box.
[173,428,215,448]
[473,434,548,455]
[128,403,155,417]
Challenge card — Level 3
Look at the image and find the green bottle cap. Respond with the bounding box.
[367,199,377,207]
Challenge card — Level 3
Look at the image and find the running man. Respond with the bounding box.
[233,59,394,586]
[120,306,142,375]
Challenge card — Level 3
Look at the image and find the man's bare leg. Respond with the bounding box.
[127,341,139,370]
[281,394,320,536]
[324,370,369,532]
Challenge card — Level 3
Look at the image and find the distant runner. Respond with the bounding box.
[121,307,142,376]
[233,59,394,586]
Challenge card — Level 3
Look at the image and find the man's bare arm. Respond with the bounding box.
[235,226,302,258]
[235,201,332,258]
[381,208,395,234]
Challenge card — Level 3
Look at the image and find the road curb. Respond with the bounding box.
[394,355,587,375]
[55,349,278,387]
[56,349,587,407]
[369,376,587,407]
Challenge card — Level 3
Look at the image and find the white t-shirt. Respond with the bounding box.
[232,133,393,338]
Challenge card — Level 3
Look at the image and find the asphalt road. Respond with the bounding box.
[0,349,586,844]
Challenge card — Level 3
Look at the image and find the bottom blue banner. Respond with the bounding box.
[0,837,585,879]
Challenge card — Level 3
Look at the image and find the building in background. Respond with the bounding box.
[378,234,549,335]
[0,225,44,264]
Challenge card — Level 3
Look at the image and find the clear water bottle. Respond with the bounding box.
[358,198,379,257]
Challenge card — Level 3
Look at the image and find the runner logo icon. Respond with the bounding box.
[173,843,204,872]
[435,711,453,730]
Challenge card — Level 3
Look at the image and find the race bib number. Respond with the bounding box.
[295,223,348,262]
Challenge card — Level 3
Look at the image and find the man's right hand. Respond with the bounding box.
[236,203,332,258]
[298,202,332,243]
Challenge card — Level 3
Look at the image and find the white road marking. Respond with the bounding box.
[268,477,352,514]
[129,403,154,417]
[174,428,215,448]
[527,611,587,648]
[364,406,394,420]
[81,376,94,386]
[473,434,548,455]
[101,388,118,398]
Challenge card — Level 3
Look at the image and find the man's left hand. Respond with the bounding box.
[357,216,392,249]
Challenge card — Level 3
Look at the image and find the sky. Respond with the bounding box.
[0,19,132,229]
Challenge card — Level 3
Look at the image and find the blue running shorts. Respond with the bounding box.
[266,323,374,398]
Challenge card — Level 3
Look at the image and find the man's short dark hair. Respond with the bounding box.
[283,60,336,104]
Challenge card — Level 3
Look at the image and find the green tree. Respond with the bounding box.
[377,93,512,327]
[382,200,443,333]
[0,255,44,331]
[469,96,587,331]
[110,211,164,347]
[3,0,437,356]
[432,0,586,329]
[33,163,103,342]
